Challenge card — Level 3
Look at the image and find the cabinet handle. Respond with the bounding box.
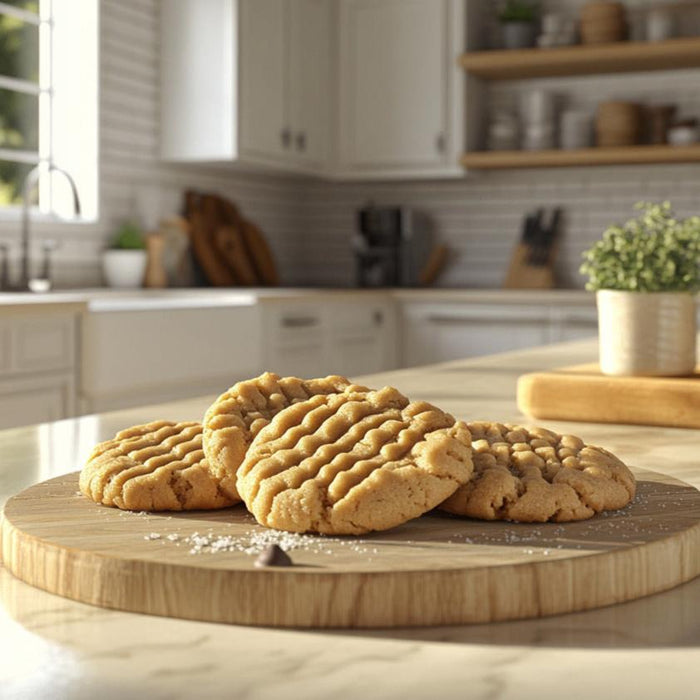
[295,132,307,152]
[426,315,542,325]
[435,132,446,153]
[373,310,384,326]
[281,316,318,328]
[280,128,291,149]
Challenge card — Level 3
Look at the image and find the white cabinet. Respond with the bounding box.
[162,0,466,180]
[336,0,465,179]
[0,311,78,430]
[401,303,552,368]
[0,373,75,428]
[238,0,289,163]
[261,296,397,379]
[80,304,261,413]
[161,0,332,174]
[550,307,598,342]
[289,0,333,167]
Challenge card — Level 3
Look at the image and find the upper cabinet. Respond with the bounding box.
[161,0,466,180]
[161,0,331,174]
[336,0,465,179]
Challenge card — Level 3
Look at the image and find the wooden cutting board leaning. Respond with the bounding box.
[183,190,279,287]
[518,363,700,429]
[2,469,700,628]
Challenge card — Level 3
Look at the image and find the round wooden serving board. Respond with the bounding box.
[3,470,700,628]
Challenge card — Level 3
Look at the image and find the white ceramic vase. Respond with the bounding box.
[597,290,697,376]
[102,249,147,288]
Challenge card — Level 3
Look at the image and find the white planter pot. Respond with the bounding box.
[102,249,147,289]
[597,290,697,376]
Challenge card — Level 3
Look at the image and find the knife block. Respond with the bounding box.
[503,243,555,289]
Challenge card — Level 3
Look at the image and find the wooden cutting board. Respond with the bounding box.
[3,470,700,628]
[518,363,700,429]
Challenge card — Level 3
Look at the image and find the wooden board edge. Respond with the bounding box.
[4,484,700,629]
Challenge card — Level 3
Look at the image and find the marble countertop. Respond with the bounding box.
[2,338,698,700]
[0,286,595,312]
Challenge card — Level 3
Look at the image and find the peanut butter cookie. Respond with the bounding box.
[440,421,636,523]
[203,372,365,500]
[80,421,236,511]
[237,386,473,535]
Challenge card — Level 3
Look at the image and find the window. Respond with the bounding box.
[0,0,97,219]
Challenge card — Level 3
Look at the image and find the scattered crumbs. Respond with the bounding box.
[139,525,383,559]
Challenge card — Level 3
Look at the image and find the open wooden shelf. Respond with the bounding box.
[460,144,700,170]
[460,37,700,80]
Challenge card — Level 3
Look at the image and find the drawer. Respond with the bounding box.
[271,306,325,346]
[330,303,387,335]
[1,315,76,376]
[81,305,260,398]
[0,371,76,430]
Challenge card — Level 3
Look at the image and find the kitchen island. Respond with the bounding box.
[1,338,699,700]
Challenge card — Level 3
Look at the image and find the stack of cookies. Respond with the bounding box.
[80,372,636,534]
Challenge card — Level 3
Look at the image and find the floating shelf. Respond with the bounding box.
[460,144,700,170]
[459,37,700,80]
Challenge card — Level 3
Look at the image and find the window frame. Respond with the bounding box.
[0,0,98,224]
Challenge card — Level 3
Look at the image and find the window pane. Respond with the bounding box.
[0,158,32,204]
[0,2,39,11]
[0,87,38,149]
[0,12,39,83]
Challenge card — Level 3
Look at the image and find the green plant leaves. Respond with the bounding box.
[580,202,700,292]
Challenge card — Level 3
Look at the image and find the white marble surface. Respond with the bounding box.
[1,339,699,700]
[0,286,595,312]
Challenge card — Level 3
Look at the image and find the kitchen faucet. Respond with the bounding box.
[16,163,81,291]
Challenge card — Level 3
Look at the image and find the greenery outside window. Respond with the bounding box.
[0,0,97,219]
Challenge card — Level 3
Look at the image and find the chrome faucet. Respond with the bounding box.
[18,163,81,291]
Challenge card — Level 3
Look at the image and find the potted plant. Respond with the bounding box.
[102,221,147,288]
[580,201,700,376]
[499,1,539,50]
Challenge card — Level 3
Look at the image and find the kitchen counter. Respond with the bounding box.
[2,338,699,700]
[0,286,595,312]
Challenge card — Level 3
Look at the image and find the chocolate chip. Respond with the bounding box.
[254,544,293,568]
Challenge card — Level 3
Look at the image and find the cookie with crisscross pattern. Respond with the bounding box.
[237,386,473,535]
[203,372,365,500]
[79,420,235,511]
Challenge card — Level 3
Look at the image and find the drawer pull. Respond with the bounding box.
[426,315,542,325]
[281,316,319,328]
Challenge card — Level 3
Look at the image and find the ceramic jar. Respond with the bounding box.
[501,22,537,50]
[597,289,697,376]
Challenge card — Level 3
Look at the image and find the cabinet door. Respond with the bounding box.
[401,304,550,368]
[339,0,448,169]
[262,304,329,377]
[329,300,397,377]
[0,373,75,430]
[289,0,332,167]
[238,0,291,162]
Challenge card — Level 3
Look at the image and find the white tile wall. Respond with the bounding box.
[1,0,699,291]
